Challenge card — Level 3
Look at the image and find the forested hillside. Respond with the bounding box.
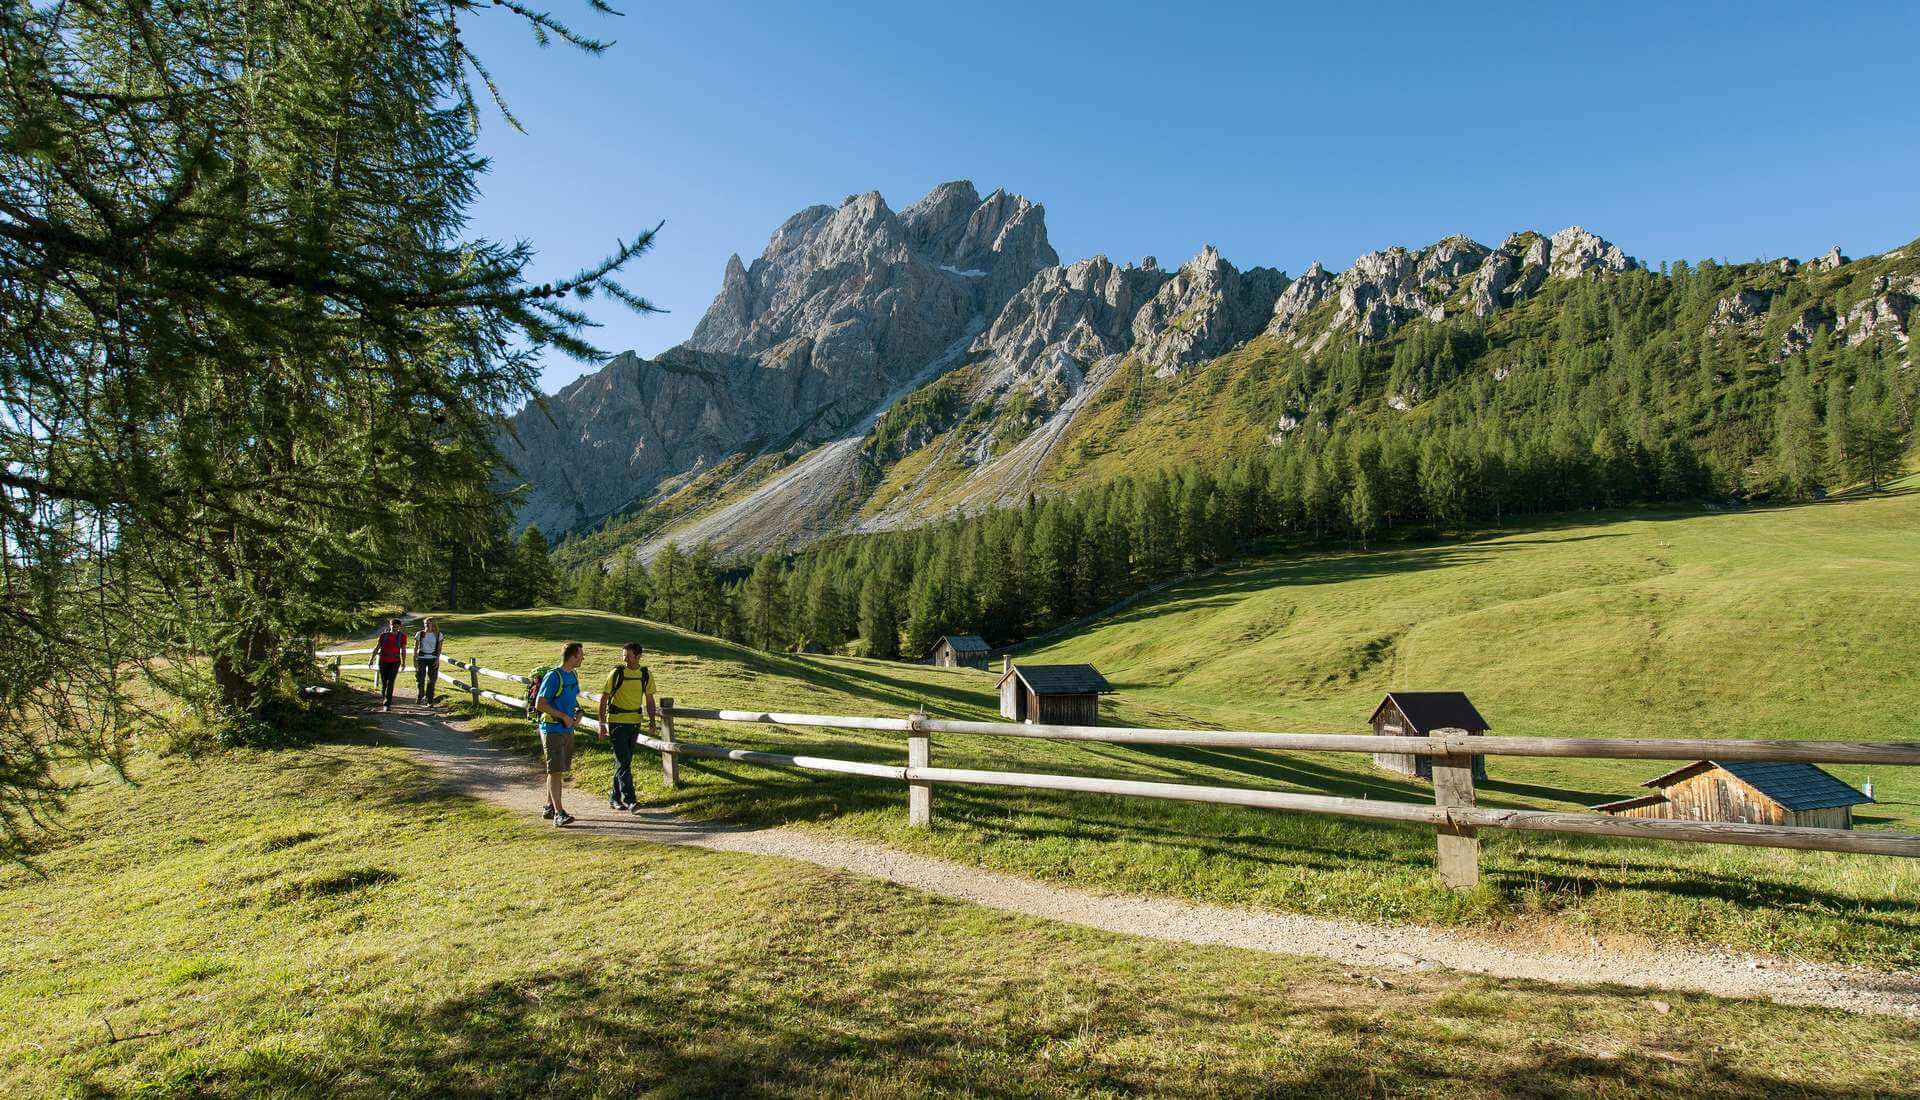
[556,239,1918,656]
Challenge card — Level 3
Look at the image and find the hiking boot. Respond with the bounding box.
[541,804,554,820]
[553,812,576,827]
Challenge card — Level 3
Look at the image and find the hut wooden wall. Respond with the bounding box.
[1371,706,1422,778]
[998,678,1021,720]
[1035,692,1100,726]
[1613,770,1854,829]
[1665,769,1783,825]
[1788,805,1852,829]
[1370,702,1486,781]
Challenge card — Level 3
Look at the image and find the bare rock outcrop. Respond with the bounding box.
[1709,288,1774,333]
[1815,245,1849,271]
[1266,260,1334,334]
[1779,307,1834,359]
[1131,245,1288,376]
[971,255,1170,392]
[1544,225,1639,280]
[506,181,1058,536]
[1836,292,1915,348]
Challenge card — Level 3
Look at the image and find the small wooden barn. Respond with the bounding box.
[1594,760,1872,828]
[928,634,992,669]
[997,663,1114,725]
[1369,692,1489,781]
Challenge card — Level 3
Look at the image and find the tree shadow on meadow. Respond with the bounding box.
[132,958,1912,1099]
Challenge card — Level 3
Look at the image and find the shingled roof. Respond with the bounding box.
[999,664,1115,695]
[937,634,991,655]
[1643,760,1873,811]
[1369,692,1490,734]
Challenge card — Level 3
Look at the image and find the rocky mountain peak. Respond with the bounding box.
[1266,260,1334,335]
[1545,225,1638,280]
[1132,245,1287,376]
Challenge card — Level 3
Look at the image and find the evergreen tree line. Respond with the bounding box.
[555,269,1916,657]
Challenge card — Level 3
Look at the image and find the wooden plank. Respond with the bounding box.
[315,648,376,658]
[666,707,915,732]
[902,765,1920,857]
[632,734,905,780]
[659,696,679,788]
[1431,730,1480,889]
[908,712,931,827]
[474,665,528,685]
[904,718,1920,766]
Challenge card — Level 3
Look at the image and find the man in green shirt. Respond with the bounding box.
[595,641,657,812]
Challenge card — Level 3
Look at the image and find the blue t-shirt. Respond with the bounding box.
[537,668,580,734]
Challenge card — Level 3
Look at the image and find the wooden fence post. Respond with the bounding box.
[908,707,931,827]
[1432,728,1480,889]
[331,655,341,684]
[658,696,679,788]
[467,660,479,703]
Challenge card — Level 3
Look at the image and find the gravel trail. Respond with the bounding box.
[371,701,1920,1018]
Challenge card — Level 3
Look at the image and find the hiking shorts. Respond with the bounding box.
[540,729,574,775]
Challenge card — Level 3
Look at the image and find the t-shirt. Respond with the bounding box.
[376,630,407,663]
[537,668,580,734]
[416,631,442,659]
[601,665,653,720]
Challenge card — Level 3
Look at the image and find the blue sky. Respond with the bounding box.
[460,1,1920,393]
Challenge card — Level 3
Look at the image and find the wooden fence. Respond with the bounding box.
[315,648,1920,889]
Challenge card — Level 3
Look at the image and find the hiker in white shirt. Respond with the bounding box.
[415,617,444,705]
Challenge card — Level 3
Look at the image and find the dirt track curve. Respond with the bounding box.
[367,699,1920,1019]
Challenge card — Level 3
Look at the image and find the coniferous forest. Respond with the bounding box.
[553,255,1918,656]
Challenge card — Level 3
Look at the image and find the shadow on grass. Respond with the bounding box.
[149,960,1908,1099]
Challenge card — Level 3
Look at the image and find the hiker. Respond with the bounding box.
[368,617,408,712]
[595,642,657,812]
[533,641,585,827]
[415,617,444,704]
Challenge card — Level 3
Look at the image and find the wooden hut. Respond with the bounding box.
[997,663,1114,725]
[1594,761,1871,828]
[928,634,992,669]
[1369,692,1489,781]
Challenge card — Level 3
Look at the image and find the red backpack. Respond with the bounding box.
[377,630,405,662]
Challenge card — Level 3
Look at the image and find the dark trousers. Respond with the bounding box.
[608,723,639,805]
[377,661,400,706]
[415,656,440,702]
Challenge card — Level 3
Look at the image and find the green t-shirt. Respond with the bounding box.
[601,665,653,720]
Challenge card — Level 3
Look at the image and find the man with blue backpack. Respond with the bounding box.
[533,641,585,826]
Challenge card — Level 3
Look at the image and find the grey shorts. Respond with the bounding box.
[540,730,574,775]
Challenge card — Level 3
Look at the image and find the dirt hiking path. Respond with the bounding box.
[367,700,1920,1018]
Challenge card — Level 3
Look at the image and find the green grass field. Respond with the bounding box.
[375,480,1920,969]
[9,719,1920,1096]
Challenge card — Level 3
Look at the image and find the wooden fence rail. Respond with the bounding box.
[320,649,1920,888]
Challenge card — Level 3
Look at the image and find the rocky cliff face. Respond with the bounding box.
[517,186,1916,564]
[1131,246,1287,377]
[503,181,1057,535]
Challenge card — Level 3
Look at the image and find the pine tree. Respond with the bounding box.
[859,576,901,659]
[650,544,687,627]
[509,526,558,608]
[1773,359,1822,498]
[740,556,788,650]
[1346,465,1382,549]
[1825,369,1855,486]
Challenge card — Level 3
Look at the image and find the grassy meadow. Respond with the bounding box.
[10,718,1920,1096]
[385,480,1920,968]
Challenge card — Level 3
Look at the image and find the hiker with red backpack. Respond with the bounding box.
[368,618,409,712]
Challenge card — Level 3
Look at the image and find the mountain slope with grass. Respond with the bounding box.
[335,479,1920,971]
